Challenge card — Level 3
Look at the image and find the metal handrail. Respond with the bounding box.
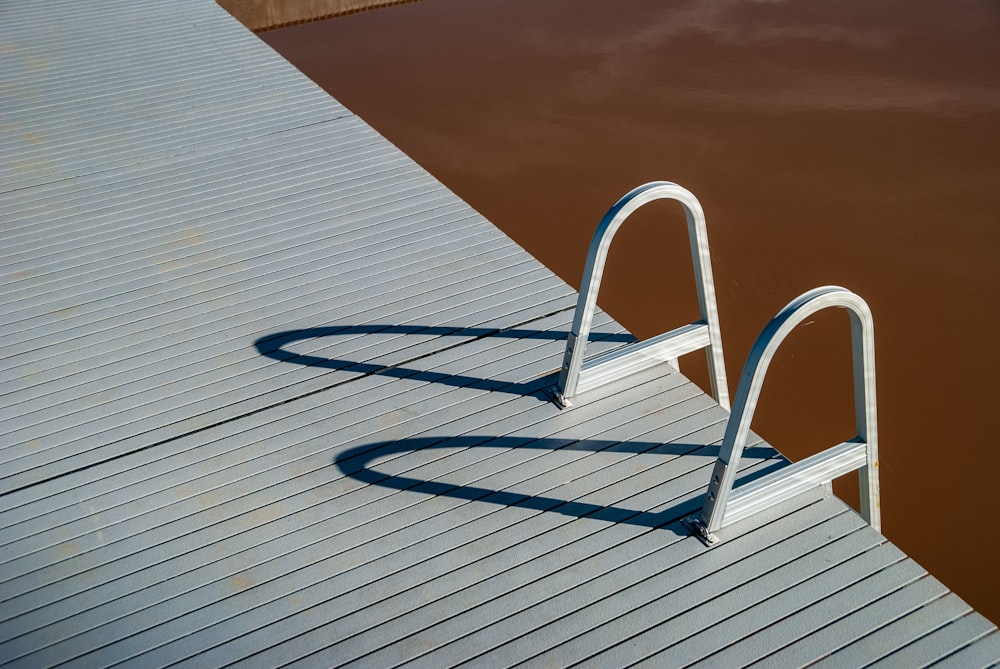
[688,285,881,545]
[553,182,729,409]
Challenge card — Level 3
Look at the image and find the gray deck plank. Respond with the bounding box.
[0,249,547,436]
[281,496,841,669]
[861,607,998,668]
[1,198,481,368]
[0,266,572,491]
[0,310,621,569]
[0,293,594,522]
[739,575,952,668]
[1,358,736,664]
[484,507,865,669]
[1,50,582,491]
[0,320,640,636]
[0,112,361,220]
[2,0,997,667]
[926,630,1000,669]
[0,226,513,417]
[0,124,395,267]
[1,173,449,324]
[166,444,778,669]
[368,492,836,669]
[0,129,403,272]
[557,528,889,669]
[4,0,581,503]
[0,308,622,555]
[642,547,922,668]
[0,203,483,404]
[1,0,340,191]
[0,125,385,254]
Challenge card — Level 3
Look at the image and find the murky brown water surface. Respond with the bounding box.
[261,0,1000,621]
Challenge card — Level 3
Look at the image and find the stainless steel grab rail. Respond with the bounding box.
[553,182,729,409]
[688,285,881,545]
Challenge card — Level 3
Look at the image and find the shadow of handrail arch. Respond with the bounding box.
[334,435,782,529]
[254,324,635,398]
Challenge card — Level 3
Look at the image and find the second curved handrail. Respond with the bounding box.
[688,285,881,544]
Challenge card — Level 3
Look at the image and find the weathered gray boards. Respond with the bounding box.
[1,1,997,666]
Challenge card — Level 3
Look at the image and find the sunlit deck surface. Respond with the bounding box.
[2,1,998,666]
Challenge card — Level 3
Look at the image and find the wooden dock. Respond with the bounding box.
[2,0,997,666]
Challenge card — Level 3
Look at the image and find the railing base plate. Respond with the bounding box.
[547,387,572,409]
[683,516,719,547]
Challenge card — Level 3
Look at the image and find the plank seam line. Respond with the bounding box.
[0,304,577,499]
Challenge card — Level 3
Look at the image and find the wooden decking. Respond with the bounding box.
[1,1,997,666]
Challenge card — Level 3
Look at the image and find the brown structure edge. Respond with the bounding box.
[215,0,422,32]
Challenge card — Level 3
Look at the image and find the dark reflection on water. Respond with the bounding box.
[262,0,1000,622]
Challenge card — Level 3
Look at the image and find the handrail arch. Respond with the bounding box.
[554,181,729,409]
[689,285,881,544]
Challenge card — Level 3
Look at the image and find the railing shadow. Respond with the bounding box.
[255,324,635,398]
[334,435,783,529]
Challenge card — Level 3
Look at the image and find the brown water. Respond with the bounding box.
[261,0,1000,622]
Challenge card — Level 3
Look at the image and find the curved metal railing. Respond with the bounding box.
[553,181,729,409]
[688,285,881,544]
